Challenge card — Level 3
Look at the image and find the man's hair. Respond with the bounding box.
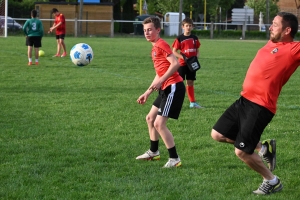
[143,17,161,29]
[182,18,194,26]
[277,12,298,38]
[31,10,37,18]
[51,8,59,14]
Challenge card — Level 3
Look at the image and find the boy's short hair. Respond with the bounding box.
[143,17,161,29]
[51,8,59,14]
[182,18,194,26]
[31,10,37,18]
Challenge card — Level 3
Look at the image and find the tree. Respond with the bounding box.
[245,0,279,23]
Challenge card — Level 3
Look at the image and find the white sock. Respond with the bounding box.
[265,176,278,185]
[259,144,266,155]
[35,59,38,62]
[29,58,32,62]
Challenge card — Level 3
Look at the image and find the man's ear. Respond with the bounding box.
[285,27,292,35]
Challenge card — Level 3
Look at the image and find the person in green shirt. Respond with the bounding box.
[23,9,44,66]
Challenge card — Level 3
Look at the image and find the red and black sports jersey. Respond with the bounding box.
[172,34,201,66]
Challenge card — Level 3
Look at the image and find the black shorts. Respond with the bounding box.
[56,34,65,39]
[178,65,196,81]
[213,96,274,154]
[153,82,185,119]
[26,36,42,48]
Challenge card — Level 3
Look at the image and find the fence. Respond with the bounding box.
[5,17,272,38]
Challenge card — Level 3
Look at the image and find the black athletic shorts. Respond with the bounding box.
[213,96,274,154]
[56,34,65,39]
[178,65,196,81]
[26,36,42,47]
[153,82,185,119]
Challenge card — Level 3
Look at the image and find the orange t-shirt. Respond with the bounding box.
[241,40,300,113]
[152,38,183,90]
[54,13,66,35]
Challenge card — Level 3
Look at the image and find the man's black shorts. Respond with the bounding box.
[213,96,274,154]
[26,36,42,48]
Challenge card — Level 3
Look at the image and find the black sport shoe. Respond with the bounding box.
[261,139,276,171]
[253,177,283,195]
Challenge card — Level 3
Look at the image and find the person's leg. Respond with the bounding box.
[153,115,174,149]
[57,39,61,55]
[61,39,67,53]
[28,46,33,65]
[186,79,195,102]
[146,105,160,141]
[34,47,39,64]
[211,129,234,144]
[136,105,161,160]
[186,70,202,108]
[235,148,274,180]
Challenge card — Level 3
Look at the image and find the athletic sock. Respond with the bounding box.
[29,58,32,62]
[35,59,38,63]
[265,176,278,185]
[150,140,159,152]
[168,146,178,159]
[259,144,266,155]
[187,85,195,102]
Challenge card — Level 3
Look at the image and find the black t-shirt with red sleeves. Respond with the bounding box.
[172,34,201,66]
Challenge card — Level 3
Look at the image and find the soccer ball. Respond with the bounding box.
[70,43,94,66]
[39,50,45,57]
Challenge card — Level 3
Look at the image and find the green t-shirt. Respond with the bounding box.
[23,18,44,37]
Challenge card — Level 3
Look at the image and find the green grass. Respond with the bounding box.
[1,36,300,199]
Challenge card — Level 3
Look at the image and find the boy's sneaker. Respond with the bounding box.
[163,157,182,168]
[260,139,276,171]
[190,102,203,108]
[136,150,160,161]
[35,62,39,65]
[253,177,283,195]
[28,62,32,66]
[61,52,67,57]
[52,54,60,57]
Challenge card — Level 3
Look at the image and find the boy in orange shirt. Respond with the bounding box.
[136,17,185,168]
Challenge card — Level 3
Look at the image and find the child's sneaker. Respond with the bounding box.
[35,62,39,65]
[190,102,203,108]
[28,62,32,66]
[136,150,160,161]
[61,52,67,57]
[163,157,182,168]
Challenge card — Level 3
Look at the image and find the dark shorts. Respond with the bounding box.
[213,96,274,154]
[178,65,196,81]
[56,34,65,39]
[153,82,186,119]
[26,36,42,47]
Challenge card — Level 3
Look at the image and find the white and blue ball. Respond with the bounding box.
[70,43,94,66]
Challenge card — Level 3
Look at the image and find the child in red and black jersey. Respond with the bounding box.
[172,18,202,108]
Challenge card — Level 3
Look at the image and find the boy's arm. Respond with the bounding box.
[22,21,28,35]
[149,54,180,91]
[172,47,184,59]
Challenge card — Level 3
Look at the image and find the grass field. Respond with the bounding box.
[1,36,300,200]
